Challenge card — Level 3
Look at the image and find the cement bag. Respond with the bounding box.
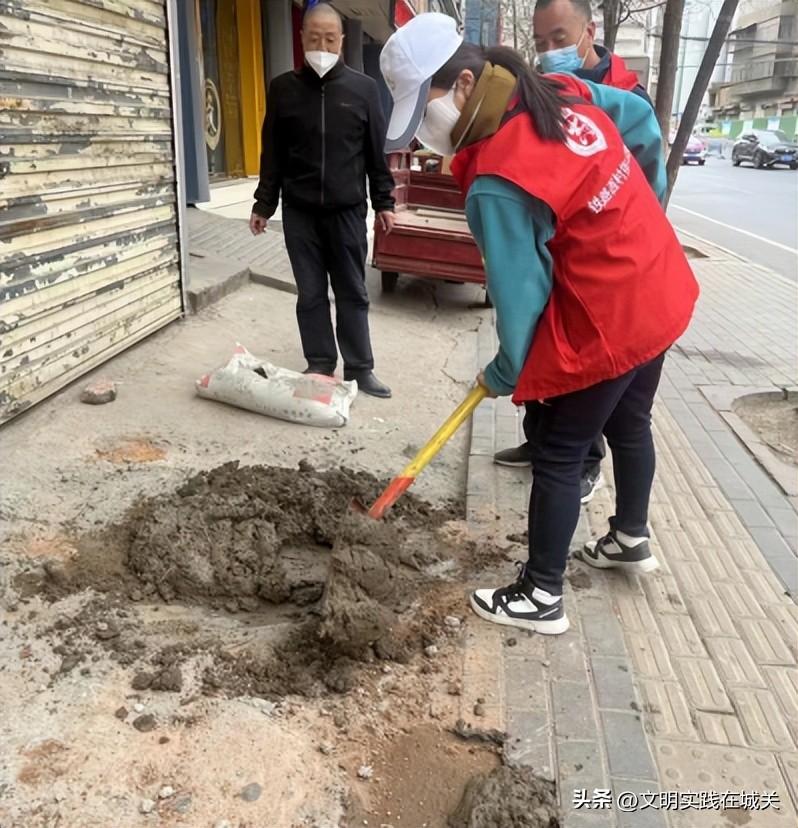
[197,344,357,428]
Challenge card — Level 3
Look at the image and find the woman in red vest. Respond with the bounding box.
[381,15,699,635]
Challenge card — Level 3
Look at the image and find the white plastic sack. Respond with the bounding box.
[197,344,358,428]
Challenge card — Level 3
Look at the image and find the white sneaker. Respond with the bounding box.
[578,531,660,573]
[470,574,570,635]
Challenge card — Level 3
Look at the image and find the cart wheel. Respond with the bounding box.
[381,271,399,293]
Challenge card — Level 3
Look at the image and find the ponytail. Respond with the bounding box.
[431,43,567,143]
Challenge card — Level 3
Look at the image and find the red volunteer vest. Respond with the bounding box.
[605,53,641,92]
[451,75,698,403]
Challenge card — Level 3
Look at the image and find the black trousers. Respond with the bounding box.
[282,204,373,374]
[523,353,666,596]
[522,408,606,473]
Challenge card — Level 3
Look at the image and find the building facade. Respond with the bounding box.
[710,0,798,134]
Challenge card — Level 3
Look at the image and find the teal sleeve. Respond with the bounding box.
[580,79,667,204]
[465,176,554,396]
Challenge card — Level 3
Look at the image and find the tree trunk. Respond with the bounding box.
[654,0,685,141]
[665,0,740,199]
[603,0,620,52]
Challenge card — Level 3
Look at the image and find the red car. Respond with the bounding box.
[669,132,707,165]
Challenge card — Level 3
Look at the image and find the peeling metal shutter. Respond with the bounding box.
[0,0,184,424]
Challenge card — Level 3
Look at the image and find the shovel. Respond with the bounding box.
[352,385,488,520]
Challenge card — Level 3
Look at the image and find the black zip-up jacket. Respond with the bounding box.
[252,61,395,218]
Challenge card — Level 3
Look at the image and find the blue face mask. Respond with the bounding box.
[538,31,587,74]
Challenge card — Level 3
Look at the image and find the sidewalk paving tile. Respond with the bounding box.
[581,610,630,660]
[728,688,795,750]
[638,680,699,741]
[672,658,733,713]
[548,628,594,677]
[657,614,708,659]
[736,618,796,667]
[601,711,658,781]
[713,582,768,619]
[652,741,797,827]
[693,712,748,747]
[553,680,601,742]
[615,594,659,635]
[504,655,548,710]
[744,569,794,606]
[557,740,610,806]
[704,637,767,689]
[777,753,798,812]
[504,708,553,776]
[591,656,639,712]
[764,604,798,661]
[610,780,668,828]
[761,667,798,743]
[641,574,687,616]
[625,634,677,682]
[684,595,738,639]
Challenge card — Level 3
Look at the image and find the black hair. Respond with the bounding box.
[302,3,343,30]
[430,43,567,143]
[534,0,593,21]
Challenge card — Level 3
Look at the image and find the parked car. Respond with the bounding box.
[732,130,798,169]
[668,132,707,165]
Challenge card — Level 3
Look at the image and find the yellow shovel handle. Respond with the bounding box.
[400,385,488,479]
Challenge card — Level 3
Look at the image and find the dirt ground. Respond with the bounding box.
[733,391,798,466]
[0,283,559,827]
[0,460,555,828]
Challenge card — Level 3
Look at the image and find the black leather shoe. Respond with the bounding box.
[345,370,392,399]
[303,365,335,377]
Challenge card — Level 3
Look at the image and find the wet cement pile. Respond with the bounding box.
[449,766,561,828]
[36,461,471,694]
[123,460,458,609]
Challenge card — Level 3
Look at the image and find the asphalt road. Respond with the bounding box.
[668,159,798,282]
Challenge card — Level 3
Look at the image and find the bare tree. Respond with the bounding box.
[502,0,537,62]
[599,0,667,52]
[654,0,686,139]
[665,0,740,198]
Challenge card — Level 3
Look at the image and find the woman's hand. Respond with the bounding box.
[476,371,498,398]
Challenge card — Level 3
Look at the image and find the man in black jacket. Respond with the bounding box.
[250,3,395,398]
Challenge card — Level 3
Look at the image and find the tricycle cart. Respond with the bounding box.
[372,151,487,298]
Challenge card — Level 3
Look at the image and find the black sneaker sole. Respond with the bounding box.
[469,594,570,635]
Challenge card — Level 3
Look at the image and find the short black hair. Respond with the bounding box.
[302,3,343,30]
[534,0,593,21]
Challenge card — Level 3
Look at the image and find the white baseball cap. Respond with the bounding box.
[381,13,463,152]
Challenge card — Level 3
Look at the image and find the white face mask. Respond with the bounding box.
[305,50,339,77]
[416,87,461,157]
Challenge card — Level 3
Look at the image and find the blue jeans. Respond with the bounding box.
[523,353,666,595]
